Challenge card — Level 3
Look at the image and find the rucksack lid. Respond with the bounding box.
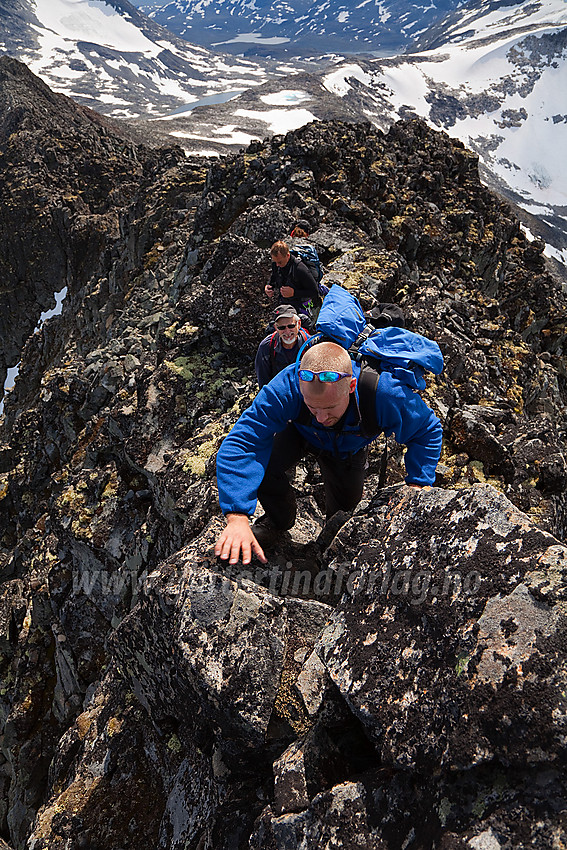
[315,284,366,346]
[359,326,443,374]
[313,284,443,384]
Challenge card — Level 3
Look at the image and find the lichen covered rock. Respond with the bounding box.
[1,62,567,849]
[316,484,567,771]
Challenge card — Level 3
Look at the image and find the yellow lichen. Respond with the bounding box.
[506,385,524,414]
[58,485,87,510]
[76,713,93,740]
[181,439,217,477]
[101,470,119,501]
[107,716,123,737]
[164,357,197,381]
[166,734,182,753]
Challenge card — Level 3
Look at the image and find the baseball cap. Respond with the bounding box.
[273,304,299,322]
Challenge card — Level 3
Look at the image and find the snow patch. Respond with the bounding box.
[33,0,161,54]
[0,286,68,416]
[212,32,290,46]
[260,90,312,105]
[170,125,260,145]
[323,64,373,96]
[233,107,317,133]
[37,286,68,328]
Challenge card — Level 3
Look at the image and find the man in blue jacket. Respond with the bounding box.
[215,341,443,565]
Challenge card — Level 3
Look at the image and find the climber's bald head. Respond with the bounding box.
[298,343,356,427]
[300,342,352,376]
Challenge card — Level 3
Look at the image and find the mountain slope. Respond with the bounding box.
[146,0,567,263]
[0,54,161,397]
[319,0,567,261]
[0,0,290,118]
[0,65,567,842]
[134,0,465,58]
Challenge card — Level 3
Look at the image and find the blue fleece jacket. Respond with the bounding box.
[216,362,443,516]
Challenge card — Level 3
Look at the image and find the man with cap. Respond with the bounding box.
[255,305,311,388]
[290,220,310,238]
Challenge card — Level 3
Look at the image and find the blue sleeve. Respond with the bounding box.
[216,366,303,516]
[375,374,443,486]
[254,337,272,388]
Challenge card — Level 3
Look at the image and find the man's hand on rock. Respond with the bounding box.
[214,513,267,565]
[264,284,274,297]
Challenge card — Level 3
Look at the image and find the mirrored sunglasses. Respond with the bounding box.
[298,369,351,383]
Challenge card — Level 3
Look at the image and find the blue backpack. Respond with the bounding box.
[299,284,443,437]
[290,244,330,298]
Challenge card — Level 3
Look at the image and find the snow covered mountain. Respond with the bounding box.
[321,0,567,263]
[1,0,566,263]
[132,0,464,58]
[0,0,299,119]
[145,0,566,264]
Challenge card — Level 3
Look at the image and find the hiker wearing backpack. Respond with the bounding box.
[287,234,330,302]
[255,305,311,388]
[215,285,443,565]
[265,241,321,327]
[290,219,310,238]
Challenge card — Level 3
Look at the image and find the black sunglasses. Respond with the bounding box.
[275,322,297,330]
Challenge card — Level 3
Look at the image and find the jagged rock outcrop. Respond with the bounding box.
[23,486,567,850]
[0,63,566,849]
[0,56,156,391]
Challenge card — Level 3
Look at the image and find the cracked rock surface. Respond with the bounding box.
[0,60,566,849]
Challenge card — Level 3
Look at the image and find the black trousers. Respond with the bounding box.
[257,424,368,529]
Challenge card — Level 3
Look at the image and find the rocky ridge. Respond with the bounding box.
[0,60,567,849]
[0,56,153,391]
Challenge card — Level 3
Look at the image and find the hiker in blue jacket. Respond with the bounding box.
[255,304,311,388]
[215,341,443,566]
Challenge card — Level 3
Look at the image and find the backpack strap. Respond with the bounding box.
[349,324,376,362]
[295,400,312,427]
[358,360,389,487]
[378,439,389,489]
[269,331,278,366]
[289,255,302,281]
[356,360,381,438]
[269,331,278,364]
[347,304,406,361]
